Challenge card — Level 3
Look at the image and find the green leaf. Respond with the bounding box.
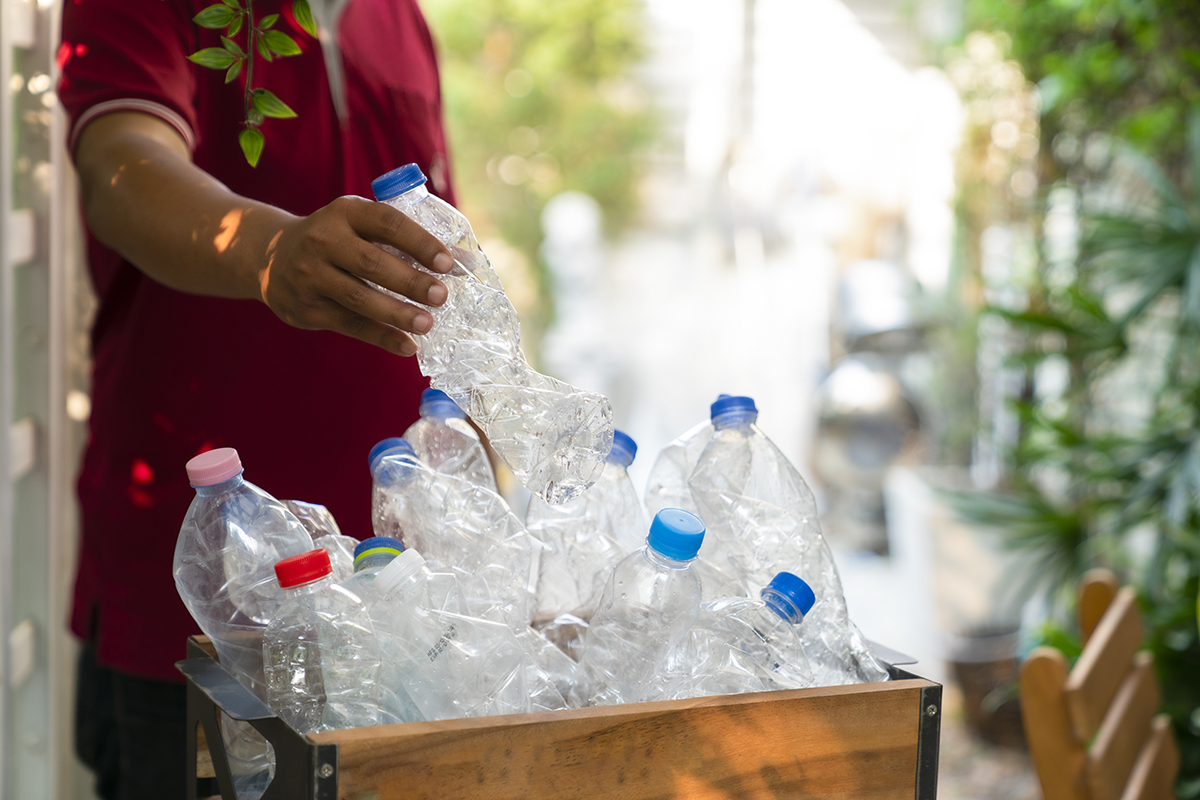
[193,4,236,29]
[227,13,243,36]
[224,59,243,84]
[220,0,240,8]
[292,0,318,38]
[255,36,274,62]
[259,13,279,30]
[250,88,298,119]
[221,35,245,56]
[247,107,265,127]
[239,128,264,168]
[187,47,239,69]
[262,30,302,57]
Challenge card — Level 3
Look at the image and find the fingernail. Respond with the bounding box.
[399,338,417,357]
[414,313,433,334]
[432,253,454,273]
[427,283,447,305]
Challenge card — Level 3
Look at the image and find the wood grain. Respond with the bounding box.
[1086,653,1159,800]
[311,679,931,800]
[1065,588,1143,742]
[1020,647,1088,800]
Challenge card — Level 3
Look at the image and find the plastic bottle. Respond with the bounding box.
[369,437,535,629]
[528,429,648,622]
[263,549,382,733]
[403,387,497,491]
[686,395,890,685]
[368,549,567,720]
[282,499,358,583]
[574,509,706,707]
[172,448,317,800]
[649,572,817,700]
[371,164,614,505]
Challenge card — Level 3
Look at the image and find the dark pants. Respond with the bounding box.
[74,643,199,800]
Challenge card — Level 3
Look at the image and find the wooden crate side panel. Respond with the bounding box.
[1065,588,1143,742]
[320,681,925,800]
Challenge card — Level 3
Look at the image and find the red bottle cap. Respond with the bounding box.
[273,549,333,588]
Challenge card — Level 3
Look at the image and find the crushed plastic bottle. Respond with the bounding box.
[648,572,817,700]
[262,549,381,733]
[173,448,316,800]
[528,429,648,622]
[367,549,567,720]
[403,387,498,492]
[282,499,357,583]
[371,164,614,504]
[369,437,535,630]
[574,509,705,706]
[686,395,889,685]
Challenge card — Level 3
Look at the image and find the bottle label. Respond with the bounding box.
[426,623,459,662]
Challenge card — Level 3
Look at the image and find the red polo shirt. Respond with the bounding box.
[59,0,454,681]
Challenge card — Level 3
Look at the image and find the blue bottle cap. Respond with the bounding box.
[710,394,758,428]
[762,572,816,623]
[419,388,466,420]
[368,437,416,473]
[646,508,705,561]
[371,164,428,202]
[607,429,637,467]
[353,536,404,561]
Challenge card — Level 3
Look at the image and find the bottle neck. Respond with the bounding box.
[762,589,804,624]
[388,183,430,214]
[282,574,334,598]
[644,546,694,571]
[711,413,757,431]
[193,472,245,497]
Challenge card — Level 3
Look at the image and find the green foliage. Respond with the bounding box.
[964,0,1200,177]
[422,0,658,338]
[190,0,311,166]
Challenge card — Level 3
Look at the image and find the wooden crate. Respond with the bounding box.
[181,636,941,800]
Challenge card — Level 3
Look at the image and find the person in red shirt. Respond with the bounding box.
[58,1,459,796]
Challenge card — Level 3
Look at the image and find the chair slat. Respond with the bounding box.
[1021,647,1089,800]
[1079,568,1120,645]
[1065,587,1143,742]
[1119,715,1180,800]
[1085,652,1160,800]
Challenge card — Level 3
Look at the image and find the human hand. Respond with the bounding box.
[261,195,455,356]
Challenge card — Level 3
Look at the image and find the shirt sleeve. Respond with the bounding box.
[58,0,201,157]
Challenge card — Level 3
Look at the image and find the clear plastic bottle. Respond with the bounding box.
[686,395,889,685]
[369,437,535,629]
[282,499,358,583]
[262,549,382,733]
[529,429,648,622]
[403,387,498,492]
[172,448,317,800]
[650,572,817,700]
[368,549,567,720]
[574,509,706,707]
[371,164,614,504]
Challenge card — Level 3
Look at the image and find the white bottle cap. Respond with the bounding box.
[374,548,426,596]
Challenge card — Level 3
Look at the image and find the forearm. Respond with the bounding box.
[74,111,288,300]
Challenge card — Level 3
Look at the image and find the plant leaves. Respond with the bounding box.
[224,59,243,84]
[239,128,264,168]
[187,48,239,70]
[259,13,279,30]
[193,4,236,29]
[256,36,274,62]
[262,30,302,57]
[221,35,245,56]
[220,0,240,8]
[292,0,318,38]
[250,88,298,119]
[247,107,265,127]
[227,13,244,36]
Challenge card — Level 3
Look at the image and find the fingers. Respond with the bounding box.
[317,266,435,338]
[341,237,447,308]
[340,196,456,275]
[296,279,424,357]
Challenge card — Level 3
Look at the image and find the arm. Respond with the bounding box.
[74,111,453,357]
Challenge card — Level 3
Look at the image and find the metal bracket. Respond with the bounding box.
[179,640,339,800]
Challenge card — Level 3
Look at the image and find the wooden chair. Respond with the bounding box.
[1020,568,1180,800]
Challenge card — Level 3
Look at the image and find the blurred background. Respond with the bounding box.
[1,0,1199,797]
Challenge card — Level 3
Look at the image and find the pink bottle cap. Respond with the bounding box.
[186,447,243,486]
